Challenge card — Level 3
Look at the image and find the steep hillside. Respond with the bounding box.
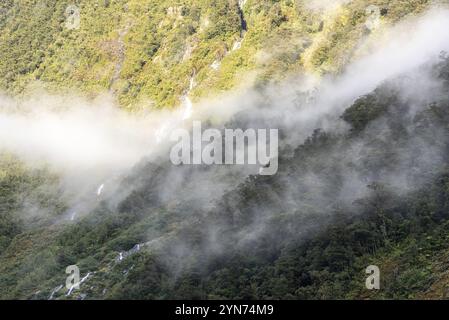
[0,55,448,299]
[1,0,449,301]
[0,0,433,109]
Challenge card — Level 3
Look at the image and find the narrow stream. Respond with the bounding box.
[237,0,248,36]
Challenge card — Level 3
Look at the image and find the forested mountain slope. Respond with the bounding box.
[1,0,449,300]
[0,0,432,108]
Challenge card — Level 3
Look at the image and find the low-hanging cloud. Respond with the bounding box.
[0,7,449,233]
[2,6,449,297]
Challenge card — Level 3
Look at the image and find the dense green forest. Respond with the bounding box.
[0,0,432,108]
[1,0,449,300]
[0,55,448,299]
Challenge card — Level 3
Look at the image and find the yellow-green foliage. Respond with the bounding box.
[0,0,435,110]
